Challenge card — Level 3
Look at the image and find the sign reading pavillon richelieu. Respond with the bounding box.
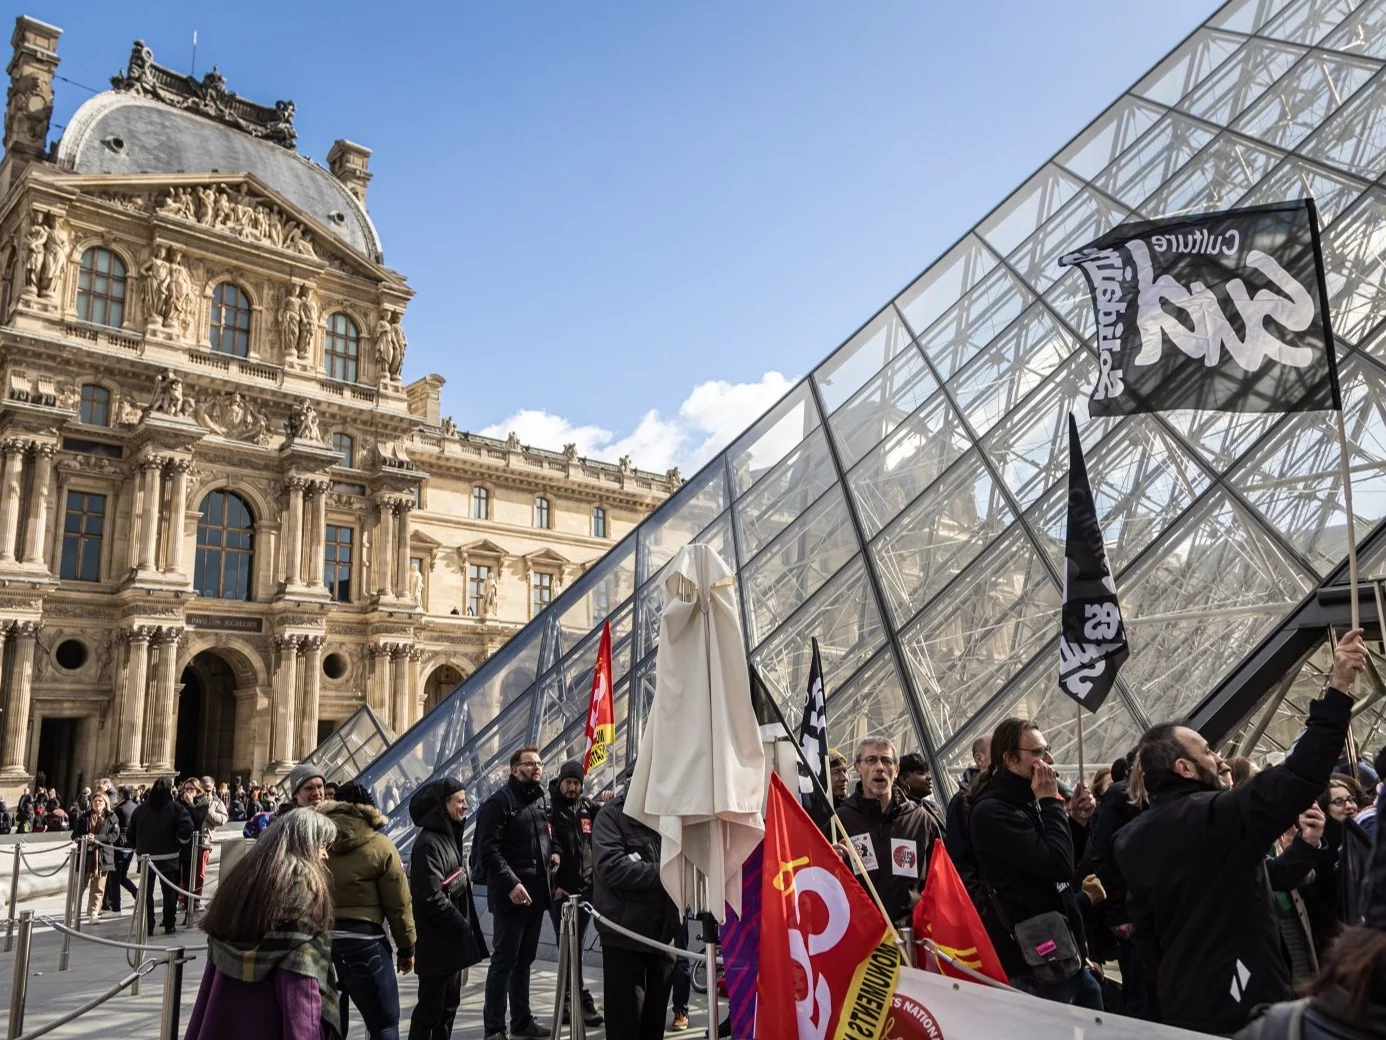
[1059,200,1341,417]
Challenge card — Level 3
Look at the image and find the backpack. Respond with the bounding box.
[468,784,524,885]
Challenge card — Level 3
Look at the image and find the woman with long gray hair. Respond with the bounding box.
[184,809,343,1039]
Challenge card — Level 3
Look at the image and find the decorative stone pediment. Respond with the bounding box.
[193,391,271,445]
[156,182,316,258]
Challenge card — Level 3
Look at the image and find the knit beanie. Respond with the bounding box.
[559,760,584,784]
[287,762,325,797]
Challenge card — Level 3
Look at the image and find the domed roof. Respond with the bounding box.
[56,91,382,263]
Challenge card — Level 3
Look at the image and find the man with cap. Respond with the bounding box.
[244,763,326,838]
[548,760,603,1026]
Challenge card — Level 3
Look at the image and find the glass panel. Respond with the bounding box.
[1210,0,1293,34]
[914,265,1033,381]
[977,165,1084,257]
[637,462,727,584]
[1117,490,1316,721]
[828,347,937,467]
[1236,156,1369,223]
[813,307,915,414]
[1162,406,1284,473]
[1178,39,1307,125]
[823,648,923,761]
[726,381,820,498]
[744,485,861,646]
[1323,0,1386,59]
[871,450,1014,627]
[537,609,635,746]
[1093,113,1219,209]
[735,428,838,561]
[1301,76,1386,178]
[895,235,998,338]
[1133,29,1246,105]
[848,392,972,538]
[1058,95,1166,180]
[1006,188,1132,293]
[898,526,1061,748]
[1139,133,1284,218]
[1321,188,1386,344]
[947,304,1079,438]
[553,539,635,638]
[1232,53,1378,150]
[1230,354,1386,575]
[1261,0,1363,44]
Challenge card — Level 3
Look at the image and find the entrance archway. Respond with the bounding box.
[423,663,467,716]
[176,651,238,781]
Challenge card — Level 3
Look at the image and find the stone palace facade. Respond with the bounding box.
[0,17,675,796]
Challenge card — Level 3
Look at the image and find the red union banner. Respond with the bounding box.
[582,620,615,774]
[758,772,900,1040]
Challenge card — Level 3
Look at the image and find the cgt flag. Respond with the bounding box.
[1059,414,1128,712]
[759,773,900,1040]
[912,842,1008,987]
[797,638,833,833]
[581,620,615,774]
[1059,200,1340,416]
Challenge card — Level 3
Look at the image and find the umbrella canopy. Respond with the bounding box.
[625,543,767,921]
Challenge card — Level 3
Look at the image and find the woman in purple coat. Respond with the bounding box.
[185,809,342,1040]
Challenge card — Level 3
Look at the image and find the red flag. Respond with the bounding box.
[582,620,615,775]
[758,773,899,1040]
[912,841,1008,986]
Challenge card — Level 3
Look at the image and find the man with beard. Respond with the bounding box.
[547,760,603,1027]
[1116,629,1367,1036]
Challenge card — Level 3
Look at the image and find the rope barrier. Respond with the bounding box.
[576,900,704,963]
[12,958,158,1040]
[16,848,70,878]
[146,858,217,901]
[36,914,207,953]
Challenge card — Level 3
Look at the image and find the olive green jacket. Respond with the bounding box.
[321,801,416,955]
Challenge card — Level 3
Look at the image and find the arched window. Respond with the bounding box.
[471,486,489,520]
[324,313,359,383]
[592,506,606,539]
[76,247,127,327]
[79,384,110,426]
[534,496,550,530]
[194,490,255,601]
[333,432,354,468]
[209,282,252,357]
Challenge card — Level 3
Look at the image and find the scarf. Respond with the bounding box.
[208,923,340,1037]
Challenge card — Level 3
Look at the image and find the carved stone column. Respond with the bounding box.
[407,647,424,729]
[114,627,152,771]
[283,478,305,585]
[307,480,329,588]
[1,622,38,774]
[270,634,301,768]
[20,443,55,565]
[145,627,183,772]
[366,643,390,715]
[393,499,413,599]
[374,500,394,596]
[390,644,410,732]
[137,458,164,572]
[0,440,28,563]
[297,635,324,757]
[164,459,191,575]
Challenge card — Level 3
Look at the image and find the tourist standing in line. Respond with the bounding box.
[127,777,193,935]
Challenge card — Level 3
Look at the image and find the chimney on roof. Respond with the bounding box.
[5,16,62,163]
[327,139,372,206]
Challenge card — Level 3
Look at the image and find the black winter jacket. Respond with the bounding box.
[1115,687,1353,1037]
[969,768,1087,980]
[407,783,488,976]
[473,775,555,913]
[548,778,598,895]
[591,792,679,955]
[1084,779,1142,931]
[127,799,193,859]
[834,785,940,927]
[945,786,984,907]
[113,799,135,846]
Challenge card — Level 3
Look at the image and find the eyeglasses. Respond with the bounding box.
[858,755,896,768]
[517,760,541,769]
[1329,796,1357,808]
[1019,745,1052,758]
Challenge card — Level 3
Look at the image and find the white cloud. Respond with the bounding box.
[478,370,794,473]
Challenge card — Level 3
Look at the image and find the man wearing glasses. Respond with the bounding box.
[475,746,558,1040]
[832,736,941,927]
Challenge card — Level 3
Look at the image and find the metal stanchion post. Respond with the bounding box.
[568,902,585,1040]
[900,926,916,968]
[59,841,80,971]
[549,900,571,1040]
[5,844,20,952]
[699,913,719,1039]
[132,855,150,998]
[183,832,200,928]
[75,835,90,935]
[158,944,186,1040]
[8,909,34,1038]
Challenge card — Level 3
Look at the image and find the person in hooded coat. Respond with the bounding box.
[407,778,488,1040]
[1302,775,1374,959]
[547,759,603,1027]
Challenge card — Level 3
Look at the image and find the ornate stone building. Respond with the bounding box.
[0,18,676,797]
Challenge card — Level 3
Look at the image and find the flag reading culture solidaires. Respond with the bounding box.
[581,619,615,774]
[797,638,833,833]
[1059,200,1340,416]
[1058,413,1128,712]
[759,773,900,1040]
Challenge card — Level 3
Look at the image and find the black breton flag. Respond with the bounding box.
[1059,414,1128,712]
[797,638,833,831]
[1059,200,1340,416]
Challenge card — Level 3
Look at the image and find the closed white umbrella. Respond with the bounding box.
[624,543,766,921]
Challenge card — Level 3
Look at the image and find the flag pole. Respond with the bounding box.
[1076,704,1086,785]
[1334,407,1362,634]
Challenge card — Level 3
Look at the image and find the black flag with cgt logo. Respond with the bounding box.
[1059,414,1128,713]
[1059,200,1340,416]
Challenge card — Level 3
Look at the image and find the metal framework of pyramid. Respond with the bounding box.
[361,0,1386,849]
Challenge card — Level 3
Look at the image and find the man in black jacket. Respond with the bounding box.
[407,778,488,1040]
[593,785,681,1040]
[475,746,555,1040]
[1083,759,1147,1016]
[832,736,940,927]
[548,760,602,1027]
[103,785,139,913]
[945,734,990,907]
[1116,629,1366,1036]
[126,777,193,935]
[898,752,948,834]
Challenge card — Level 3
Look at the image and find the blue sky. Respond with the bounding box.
[28,1,1219,470]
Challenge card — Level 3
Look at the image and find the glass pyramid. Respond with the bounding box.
[361,0,1386,850]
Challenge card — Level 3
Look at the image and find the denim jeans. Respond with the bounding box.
[483,903,545,1034]
[670,915,692,1014]
[1015,967,1104,1010]
[332,933,400,1040]
[103,850,138,911]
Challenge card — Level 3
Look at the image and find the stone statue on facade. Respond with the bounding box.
[169,248,194,332]
[296,287,317,360]
[196,391,270,444]
[144,369,193,418]
[562,443,578,462]
[387,312,407,378]
[505,431,521,452]
[409,561,425,602]
[141,245,174,326]
[22,213,47,294]
[484,574,499,617]
[40,215,68,299]
[277,287,302,358]
[157,183,317,257]
[284,398,324,443]
[440,417,457,438]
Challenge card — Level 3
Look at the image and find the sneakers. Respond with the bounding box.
[671,1011,690,1032]
[509,1022,549,1039]
[483,1034,508,1040]
[581,992,604,1026]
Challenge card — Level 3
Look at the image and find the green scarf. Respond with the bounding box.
[208,923,341,1037]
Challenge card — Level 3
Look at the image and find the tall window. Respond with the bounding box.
[531,571,553,617]
[592,506,606,539]
[195,490,255,600]
[333,432,354,468]
[534,496,550,530]
[471,486,489,520]
[209,282,252,357]
[466,564,490,616]
[324,524,353,602]
[76,248,127,327]
[59,491,105,582]
[324,313,359,383]
[79,385,110,427]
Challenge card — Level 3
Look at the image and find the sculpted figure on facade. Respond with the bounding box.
[22,211,62,296]
[296,287,317,360]
[157,183,317,258]
[284,398,325,443]
[196,391,270,444]
[387,312,407,378]
[440,417,457,438]
[277,286,302,358]
[484,574,499,617]
[373,311,392,372]
[140,244,174,326]
[168,248,194,332]
[562,443,578,462]
[144,368,194,418]
[409,561,425,603]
